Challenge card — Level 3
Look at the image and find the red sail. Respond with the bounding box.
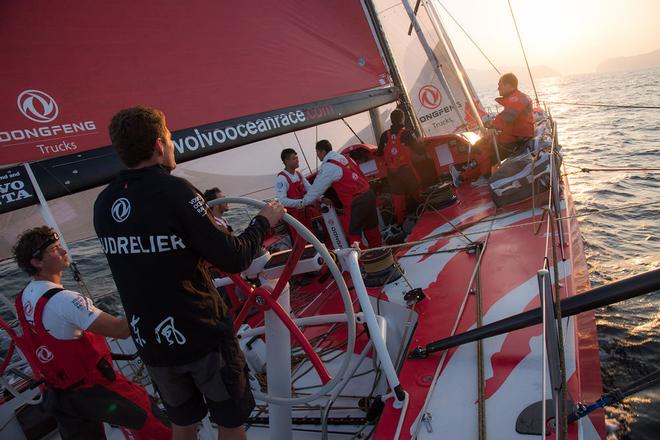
[0,1,390,165]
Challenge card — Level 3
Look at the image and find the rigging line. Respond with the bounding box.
[341,118,364,144]
[548,209,569,438]
[239,185,275,197]
[410,221,494,439]
[293,131,312,173]
[436,1,501,75]
[507,0,540,105]
[564,164,660,173]
[363,199,660,254]
[475,245,486,440]
[540,136,559,247]
[543,101,660,110]
[415,183,476,244]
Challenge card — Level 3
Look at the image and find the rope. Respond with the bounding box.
[564,163,660,173]
[507,0,540,106]
[436,1,500,75]
[544,101,660,110]
[415,185,475,245]
[475,245,486,440]
[293,131,312,173]
[410,224,493,438]
[548,209,569,438]
[341,118,364,144]
[363,199,660,256]
[570,368,660,422]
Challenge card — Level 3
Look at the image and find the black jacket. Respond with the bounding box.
[93,165,269,366]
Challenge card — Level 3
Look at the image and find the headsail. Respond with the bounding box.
[375,0,486,136]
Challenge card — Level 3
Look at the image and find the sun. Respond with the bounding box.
[513,0,584,58]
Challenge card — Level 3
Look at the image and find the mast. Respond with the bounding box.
[363,0,422,137]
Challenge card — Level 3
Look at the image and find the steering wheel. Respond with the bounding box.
[208,197,356,405]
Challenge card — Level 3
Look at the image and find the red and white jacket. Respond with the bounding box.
[302,150,369,208]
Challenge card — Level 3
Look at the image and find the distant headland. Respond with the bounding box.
[597,49,660,73]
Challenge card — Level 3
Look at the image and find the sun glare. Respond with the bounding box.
[514,1,582,57]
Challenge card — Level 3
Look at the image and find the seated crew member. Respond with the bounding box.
[275,148,316,235]
[376,109,424,224]
[301,140,382,248]
[93,106,285,440]
[10,226,171,440]
[484,72,534,161]
[204,187,233,233]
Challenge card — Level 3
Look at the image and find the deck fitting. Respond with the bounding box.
[408,346,428,359]
[404,288,426,305]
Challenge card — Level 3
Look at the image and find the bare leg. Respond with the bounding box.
[172,423,197,440]
[218,425,248,440]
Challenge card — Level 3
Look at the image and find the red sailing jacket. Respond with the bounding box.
[383,127,413,170]
[279,170,306,200]
[278,170,317,225]
[492,89,534,144]
[13,288,114,390]
[327,157,370,209]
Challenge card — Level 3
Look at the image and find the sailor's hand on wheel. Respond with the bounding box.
[258,200,286,227]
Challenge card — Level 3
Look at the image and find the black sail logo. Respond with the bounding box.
[111,198,131,223]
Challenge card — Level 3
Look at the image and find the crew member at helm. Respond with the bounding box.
[301,140,382,248]
[94,106,284,440]
[376,108,424,224]
[8,226,171,439]
[485,72,535,160]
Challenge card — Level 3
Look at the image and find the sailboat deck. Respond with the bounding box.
[372,177,605,439]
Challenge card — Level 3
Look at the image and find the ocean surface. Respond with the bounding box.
[1,67,658,439]
[542,67,660,440]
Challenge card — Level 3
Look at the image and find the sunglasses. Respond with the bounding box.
[31,232,60,258]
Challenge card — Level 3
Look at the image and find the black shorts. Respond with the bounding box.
[146,341,255,428]
[349,189,379,234]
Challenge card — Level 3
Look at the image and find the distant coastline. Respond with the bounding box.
[468,65,559,89]
[466,49,660,86]
[597,49,660,73]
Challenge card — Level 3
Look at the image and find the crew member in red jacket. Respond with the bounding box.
[275,148,318,237]
[485,72,535,160]
[377,109,424,224]
[301,140,382,248]
[8,226,170,439]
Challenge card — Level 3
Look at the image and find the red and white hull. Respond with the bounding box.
[374,175,605,439]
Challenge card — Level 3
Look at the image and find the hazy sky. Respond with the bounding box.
[437,0,660,74]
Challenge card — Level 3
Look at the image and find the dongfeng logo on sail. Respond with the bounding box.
[17,90,59,123]
[0,89,98,156]
[419,85,442,110]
